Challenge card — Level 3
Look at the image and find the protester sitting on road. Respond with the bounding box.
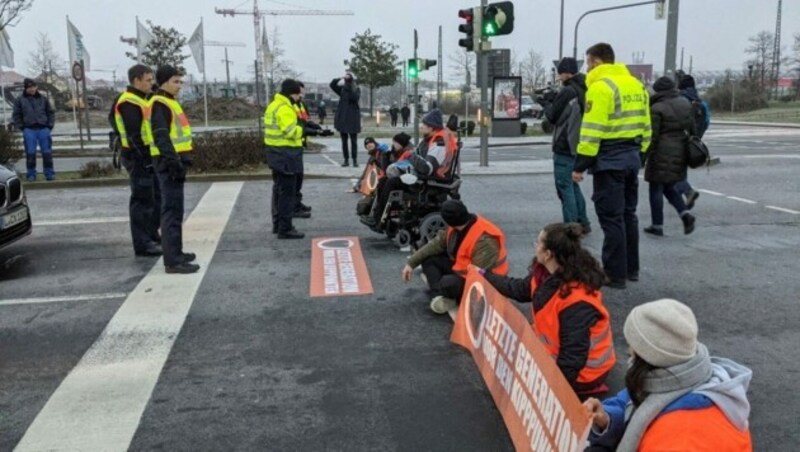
[363,110,457,230]
[480,223,615,398]
[643,76,697,237]
[584,298,753,451]
[352,137,392,194]
[401,200,508,314]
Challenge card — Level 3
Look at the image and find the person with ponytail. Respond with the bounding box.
[584,298,753,451]
[480,223,616,397]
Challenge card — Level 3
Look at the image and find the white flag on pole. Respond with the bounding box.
[0,28,14,68]
[188,20,204,73]
[67,17,90,70]
[136,18,153,60]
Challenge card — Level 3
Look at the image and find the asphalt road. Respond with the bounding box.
[1,126,799,450]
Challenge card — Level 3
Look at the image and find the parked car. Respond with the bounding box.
[520,95,543,118]
[0,165,32,250]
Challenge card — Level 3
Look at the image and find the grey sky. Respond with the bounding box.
[5,0,799,85]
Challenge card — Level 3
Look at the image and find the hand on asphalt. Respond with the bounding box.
[402,264,413,282]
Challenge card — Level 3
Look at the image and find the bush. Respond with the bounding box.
[79,160,117,178]
[184,97,260,122]
[705,79,768,113]
[0,126,22,168]
[190,130,263,173]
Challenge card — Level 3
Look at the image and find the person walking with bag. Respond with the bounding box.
[643,76,697,236]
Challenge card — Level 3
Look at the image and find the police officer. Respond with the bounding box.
[291,82,332,218]
[148,65,199,274]
[572,43,651,289]
[266,79,322,239]
[109,64,162,257]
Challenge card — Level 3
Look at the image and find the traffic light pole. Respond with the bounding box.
[663,0,680,76]
[413,29,420,146]
[572,0,662,59]
[479,0,489,167]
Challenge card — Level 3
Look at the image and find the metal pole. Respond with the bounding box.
[254,59,261,127]
[573,0,662,59]
[437,25,443,108]
[559,0,565,59]
[479,0,489,167]
[679,47,684,71]
[225,48,232,97]
[413,29,419,145]
[81,60,92,141]
[75,76,84,151]
[664,0,680,76]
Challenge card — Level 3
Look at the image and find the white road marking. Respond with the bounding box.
[34,217,129,226]
[726,196,757,204]
[15,182,243,452]
[0,293,127,307]
[321,154,340,166]
[766,205,800,215]
[697,189,724,196]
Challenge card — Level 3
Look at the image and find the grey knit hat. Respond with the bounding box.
[623,299,698,368]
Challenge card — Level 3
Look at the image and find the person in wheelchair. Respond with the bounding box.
[353,137,392,193]
[355,133,415,216]
[362,110,458,230]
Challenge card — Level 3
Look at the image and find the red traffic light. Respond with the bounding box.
[458,8,474,20]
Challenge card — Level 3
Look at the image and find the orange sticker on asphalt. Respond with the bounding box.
[310,237,374,297]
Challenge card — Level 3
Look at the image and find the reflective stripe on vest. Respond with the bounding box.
[148,95,192,156]
[447,216,509,277]
[294,103,310,121]
[533,283,616,383]
[113,92,152,150]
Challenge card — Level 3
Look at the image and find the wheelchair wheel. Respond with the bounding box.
[393,229,413,248]
[419,212,447,244]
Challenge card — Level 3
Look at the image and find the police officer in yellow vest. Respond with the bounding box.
[571,43,651,289]
[109,64,162,257]
[149,65,199,273]
[265,79,318,239]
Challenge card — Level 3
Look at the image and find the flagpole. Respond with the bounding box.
[0,66,6,126]
[135,16,140,63]
[202,17,208,128]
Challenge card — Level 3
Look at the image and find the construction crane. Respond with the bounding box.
[215,0,354,104]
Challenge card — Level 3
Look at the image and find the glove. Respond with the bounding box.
[320,129,334,137]
[303,127,320,137]
[165,159,186,182]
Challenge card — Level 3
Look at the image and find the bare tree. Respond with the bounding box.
[448,50,474,86]
[519,50,546,95]
[0,0,32,30]
[267,26,300,84]
[27,32,61,84]
[746,31,774,90]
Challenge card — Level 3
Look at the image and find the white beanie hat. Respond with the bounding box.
[623,299,698,368]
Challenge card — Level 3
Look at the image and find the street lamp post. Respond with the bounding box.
[573,0,663,59]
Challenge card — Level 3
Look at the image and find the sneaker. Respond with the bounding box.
[643,226,664,236]
[165,262,201,274]
[685,191,700,210]
[682,213,696,235]
[430,296,457,314]
[293,210,311,219]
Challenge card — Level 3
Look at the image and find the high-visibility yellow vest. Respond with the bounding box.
[578,63,652,157]
[113,91,152,150]
[264,93,303,148]
[146,94,193,156]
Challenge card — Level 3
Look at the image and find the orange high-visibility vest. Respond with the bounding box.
[532,282,616,384]
[427,128,458,179]
[447,215,509,276]
[639,405,753,451]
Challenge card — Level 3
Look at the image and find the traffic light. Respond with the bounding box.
[407,58,419,80]
[419,59,437,71]
[483,1,514,37]
[458,7,482,52]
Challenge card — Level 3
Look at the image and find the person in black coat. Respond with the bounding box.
[13,78,56,181]
[330,73,362,167]
[389,105,399,127]
[643,77,697,236]
[400,104,411,127]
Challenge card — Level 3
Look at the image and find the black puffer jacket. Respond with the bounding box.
[644,89,696,184]
[330,78,362,134]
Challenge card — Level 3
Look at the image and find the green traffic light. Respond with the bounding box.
[484,22,496,36]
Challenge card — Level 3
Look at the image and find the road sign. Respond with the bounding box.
[71,61,84,81]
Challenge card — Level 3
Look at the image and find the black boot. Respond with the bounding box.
[341,160,349,167]
[682,213,696,235]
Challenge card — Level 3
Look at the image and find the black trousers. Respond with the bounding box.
[295,151,304,208]
[156,170,185,267]
[390,115,398,127]
[122,152,161,252]
[402,116,410,127]
[421,253,466,300]
[592,169,640,282]
[271,170,297,233]
[373,176,404,223]
[340,133,358,163]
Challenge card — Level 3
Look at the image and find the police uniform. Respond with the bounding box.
[110,86,162,256]
[575,63,651,286]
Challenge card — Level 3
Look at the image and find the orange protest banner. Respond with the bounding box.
[310,237,374,297]
[451,269,591,452]
[359,162,381,196]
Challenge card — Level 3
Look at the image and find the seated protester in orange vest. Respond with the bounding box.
[584,299,753,451]
[353,137,393,193]
[363,110,457,230]
[480,223,615,398]
[401,200,508,314]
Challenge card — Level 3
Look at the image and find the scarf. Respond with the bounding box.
[617,343,712,451]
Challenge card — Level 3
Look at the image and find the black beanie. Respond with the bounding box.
[156,65,180,86]
[280,78,302,96]
[392,132,411,149]
[557,57,579,75]
[23,78,37,89]
[440,200,471,227]
[678,74,696,90]
[653,76,676,92]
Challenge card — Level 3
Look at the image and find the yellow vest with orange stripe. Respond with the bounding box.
[447,216,509,276]
[147,94,193,156]
[532,282,616,384]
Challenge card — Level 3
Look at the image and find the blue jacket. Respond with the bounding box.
[13,92,55,130]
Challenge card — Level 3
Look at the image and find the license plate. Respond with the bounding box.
[1,208,29,230]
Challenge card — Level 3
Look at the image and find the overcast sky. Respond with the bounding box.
[5,0,799,85]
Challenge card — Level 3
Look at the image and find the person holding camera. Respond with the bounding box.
[329,73,362,167]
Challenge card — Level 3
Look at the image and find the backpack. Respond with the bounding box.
[690,98,710,138]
